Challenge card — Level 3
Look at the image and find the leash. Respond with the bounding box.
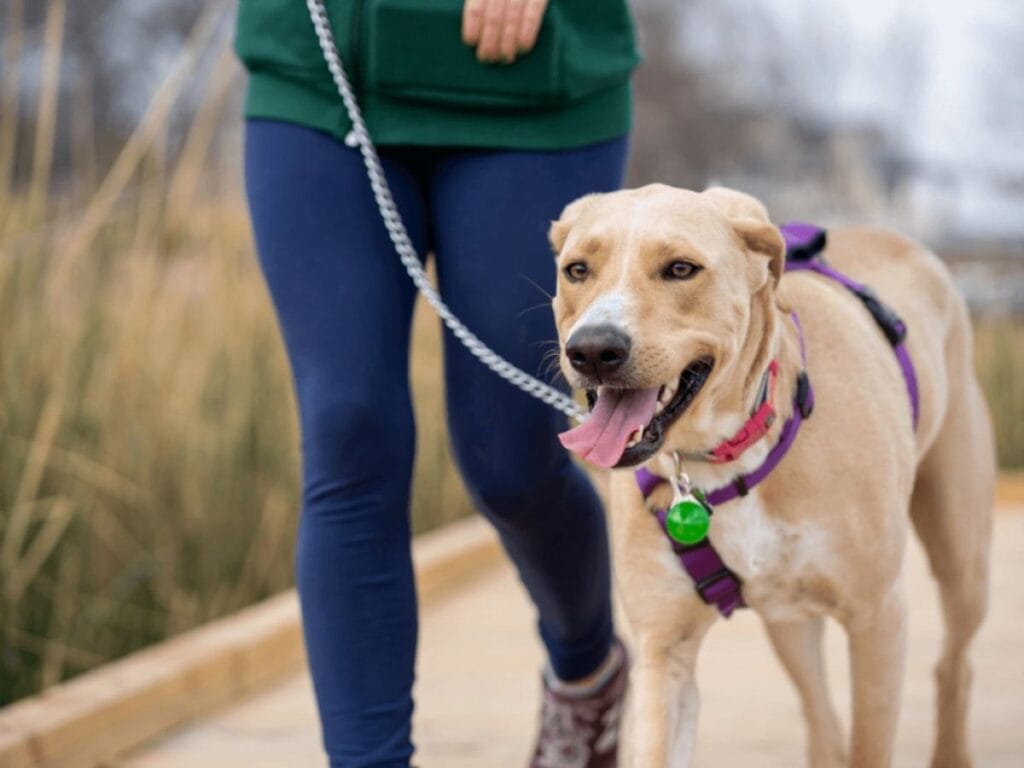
[304,0,587,423]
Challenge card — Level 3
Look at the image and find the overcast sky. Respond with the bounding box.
[668,0,1023,239]
[761,0,1020,174]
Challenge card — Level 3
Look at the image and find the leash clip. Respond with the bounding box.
[670,451,692,499]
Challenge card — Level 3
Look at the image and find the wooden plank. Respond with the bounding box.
[414,515,504,602]
[0,516,498,768]
[0,727,35,768]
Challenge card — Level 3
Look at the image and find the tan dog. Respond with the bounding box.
[550,184,995,768]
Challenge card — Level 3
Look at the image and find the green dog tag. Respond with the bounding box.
[665,496,710,545]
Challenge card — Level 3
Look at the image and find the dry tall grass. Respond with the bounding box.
[1,0,1021,707]
[975,319,1024,469]
[0,3,473,704]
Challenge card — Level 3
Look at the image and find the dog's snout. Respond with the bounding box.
[566,325,631,379]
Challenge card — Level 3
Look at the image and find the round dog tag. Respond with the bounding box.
[665,497,710,545]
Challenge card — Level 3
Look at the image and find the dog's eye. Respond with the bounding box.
[663,261,702,281]
[564,262,590,282]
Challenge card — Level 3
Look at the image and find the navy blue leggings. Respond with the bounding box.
[244,119,627,768]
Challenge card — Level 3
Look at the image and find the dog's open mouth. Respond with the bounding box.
[559,357,714,469]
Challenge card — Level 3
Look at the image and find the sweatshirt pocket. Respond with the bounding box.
[362,0,570,109]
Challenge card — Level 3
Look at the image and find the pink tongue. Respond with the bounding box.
[559,387,661,468]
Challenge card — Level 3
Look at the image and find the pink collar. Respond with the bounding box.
[692,360,779,464]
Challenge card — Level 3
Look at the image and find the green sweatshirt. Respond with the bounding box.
[234,0,641,149]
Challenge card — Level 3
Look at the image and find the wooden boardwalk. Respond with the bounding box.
[115,508,1024,768]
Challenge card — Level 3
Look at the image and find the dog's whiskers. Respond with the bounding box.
[517,301,556,320]
[518,273,554,302]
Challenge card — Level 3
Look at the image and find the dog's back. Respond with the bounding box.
[785,226,991,465]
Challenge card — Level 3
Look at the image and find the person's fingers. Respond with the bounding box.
[499,0,525,62]
[476,0,507,62]
[462,0,486,46]
[517,0,547,52]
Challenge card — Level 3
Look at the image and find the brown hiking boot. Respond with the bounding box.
[528,641,628,768]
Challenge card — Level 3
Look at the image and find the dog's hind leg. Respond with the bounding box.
[909,359,995,768]
[764,618,845,768]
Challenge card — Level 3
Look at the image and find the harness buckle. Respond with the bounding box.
[694,568,739,603]
[732,475,750,497]
[707,360,778,465]
[796,371,814,418]
[783,227,828,263]
[853,285,908,347]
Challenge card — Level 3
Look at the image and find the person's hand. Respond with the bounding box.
[462,0,550,64]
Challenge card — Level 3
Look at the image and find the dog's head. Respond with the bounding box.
[552,184,785,468]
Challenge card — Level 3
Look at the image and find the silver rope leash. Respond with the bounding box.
[305,0,586,422]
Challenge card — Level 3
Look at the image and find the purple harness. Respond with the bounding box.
[634,223,920,617]
[783,223,920,427]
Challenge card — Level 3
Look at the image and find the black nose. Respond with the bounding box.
[565,324,631,379]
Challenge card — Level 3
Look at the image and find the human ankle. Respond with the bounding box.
[546,641,624,698]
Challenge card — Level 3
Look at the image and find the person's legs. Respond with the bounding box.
[429,136,629,682]
[245,119,430,768]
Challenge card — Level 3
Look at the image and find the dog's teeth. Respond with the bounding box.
[658,384,676,407]
[625,426,645,448]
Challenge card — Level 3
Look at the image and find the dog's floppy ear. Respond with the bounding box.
[549,194,600,255]
[703,186,785,286]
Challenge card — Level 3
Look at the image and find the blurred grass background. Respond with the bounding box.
[0,0,475,704]
[1,0,1022,706]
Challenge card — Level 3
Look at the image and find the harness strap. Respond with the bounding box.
[635,463,745,616]
[654,506,745,616]
[707,367,814,506]
[781,224,920,428]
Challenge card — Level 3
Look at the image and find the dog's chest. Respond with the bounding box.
[709,494,837,620]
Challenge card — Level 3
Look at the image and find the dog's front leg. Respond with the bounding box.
[629,636,704,768]
[608,472,715,768]
[844,581,908,767]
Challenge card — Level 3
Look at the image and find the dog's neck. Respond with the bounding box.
[653,283,804,490]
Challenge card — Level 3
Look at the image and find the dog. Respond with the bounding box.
[550,184,995,767]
